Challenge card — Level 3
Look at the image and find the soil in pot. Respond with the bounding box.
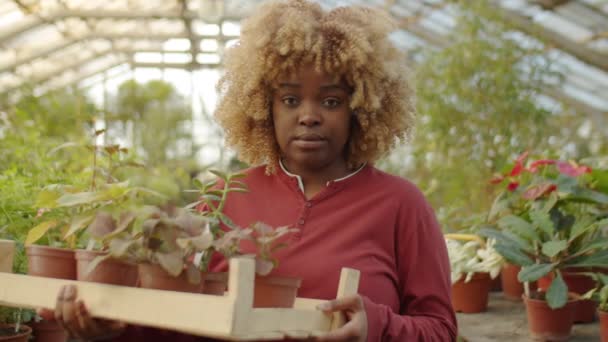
[523,291,578,341]
[0,324,32,342]
[538,271,597,323]
[254,275,301,308]
[29,320,67,342]
[203,272,228,295]
[75,249,138,286]
[26,245,76,280]
[451,272,492,313]
[600,310,607,342]
[501,263,537,301]
[138,263,205,293]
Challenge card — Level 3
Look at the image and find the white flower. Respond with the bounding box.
[446,237,504,284]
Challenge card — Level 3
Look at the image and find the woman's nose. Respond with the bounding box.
[297,103,322,126]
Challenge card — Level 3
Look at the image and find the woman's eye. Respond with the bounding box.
[281,96,299,106]
[323,98,341,108]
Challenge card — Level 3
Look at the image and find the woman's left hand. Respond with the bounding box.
[315,295,367,342]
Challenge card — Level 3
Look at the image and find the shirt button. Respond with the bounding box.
[305,202,312,208]
[298,219,305,225]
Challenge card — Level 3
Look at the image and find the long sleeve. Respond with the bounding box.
[364,190,457,341]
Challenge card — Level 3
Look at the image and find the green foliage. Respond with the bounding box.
[106,80,199,167]
[406,1,558,213]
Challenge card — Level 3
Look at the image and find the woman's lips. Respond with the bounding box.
[292,134,326,149]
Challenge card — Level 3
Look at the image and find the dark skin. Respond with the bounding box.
[38,65,367,341]
[272,64,353,199]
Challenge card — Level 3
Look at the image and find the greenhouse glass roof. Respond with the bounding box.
[0,0,606,118]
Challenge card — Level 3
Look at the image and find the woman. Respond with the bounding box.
[46,1,456,341]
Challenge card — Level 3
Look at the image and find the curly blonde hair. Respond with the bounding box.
[215,0,416,173]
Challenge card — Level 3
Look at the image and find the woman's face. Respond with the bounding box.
[272,64,352,173]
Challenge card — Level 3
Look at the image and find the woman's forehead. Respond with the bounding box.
[274,64,346,86]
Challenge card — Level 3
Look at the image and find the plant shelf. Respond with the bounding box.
[0,239,360,340]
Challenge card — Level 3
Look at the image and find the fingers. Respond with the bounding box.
[316,295,363,313]
[315,321,358,341]
[56,285,84,339]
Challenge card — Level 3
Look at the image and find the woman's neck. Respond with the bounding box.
[281,158,350,198]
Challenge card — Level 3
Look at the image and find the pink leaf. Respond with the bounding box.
[557,161,592,177]
[527,159,556,173]
[522,183,557,200]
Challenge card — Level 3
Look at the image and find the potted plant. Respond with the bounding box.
[0,307,34,342]
[444,233,503,313]
[24,129,153,280]
[582,272,608,341]
[94,204,215,293]
[190,170,300,306]
[488,153,608,325]
[482,154,608,340]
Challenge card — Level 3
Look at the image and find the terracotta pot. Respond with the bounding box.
[538,271,597,323]
[203,272,228,295]
[254,275,301,308]
[75,250,138,286]
[26,245,76,280]
[0,324,32,342]
[138,263,205,293]
[600,310,607,342]
[451,272,491,313]
[29,320,67,342]
[501,263,537,301]
[523,292,577,341]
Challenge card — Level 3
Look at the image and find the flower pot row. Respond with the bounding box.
[26,245,301,306]
[453,267,608,341]
[22,244,302,341]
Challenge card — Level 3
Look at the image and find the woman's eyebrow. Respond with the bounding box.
[277,83,300,88]
[320,84,350,92]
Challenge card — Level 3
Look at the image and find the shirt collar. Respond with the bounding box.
[278,159,366,193]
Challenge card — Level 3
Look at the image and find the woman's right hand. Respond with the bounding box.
[37,284,126,341]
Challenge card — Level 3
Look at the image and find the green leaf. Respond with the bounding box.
[570,238,608,257]
[217,213,237,230]
[488,193,507,222]
[497,215,538,241]
[566,187,608,205]
[208,169,227,181]
[568,217,596,242]
[494,243,534,266]
[530,210,554,237]
[155,251,183,277]
[518,263,555,282]
[478,227,532,252]
[546,272,568,309]
[541,240,568,258]
[35,189,62,208]
[26,220,59,245]
[56,192,104,207]
[566,250,608,268]
[590,169,608,194]
[64,214,95,239]
[84,254,112,277]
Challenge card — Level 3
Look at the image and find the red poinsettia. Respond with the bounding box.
[490,151,529,191]
[527,159,556,173]
[522,183,558,200]
[557,161,592,177]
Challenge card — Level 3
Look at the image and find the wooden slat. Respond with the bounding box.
[0,239,15,273]
[331,268,360,330]
[0,251,360,340]
[0,273,235,338]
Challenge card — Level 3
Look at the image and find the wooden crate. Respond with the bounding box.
[0,239,360,340]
